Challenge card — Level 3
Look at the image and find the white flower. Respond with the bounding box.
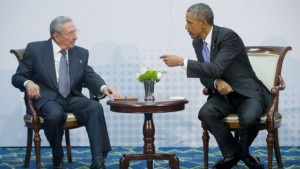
[157,72,162,80]
[136,67,166,82]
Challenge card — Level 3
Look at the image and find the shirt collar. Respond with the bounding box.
[51,39,68,54]
[204,26,213,46]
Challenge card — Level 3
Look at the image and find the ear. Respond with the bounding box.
[53,32,60,42]
[201,19,210,29]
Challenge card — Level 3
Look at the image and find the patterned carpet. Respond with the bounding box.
[0,146,299,169]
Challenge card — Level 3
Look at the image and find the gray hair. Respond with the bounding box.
[187,3,214,25]
[50,16,72,38]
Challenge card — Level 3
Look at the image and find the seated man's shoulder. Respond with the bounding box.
[71,45,88,55]
[73,45,87,51]
[26,40,49,49]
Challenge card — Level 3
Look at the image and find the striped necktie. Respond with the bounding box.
[58,50,70,98]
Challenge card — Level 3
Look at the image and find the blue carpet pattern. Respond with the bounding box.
[0,146,299,169]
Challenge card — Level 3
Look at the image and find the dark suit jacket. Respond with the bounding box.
[12,39,106,110]
[187,25,271,106]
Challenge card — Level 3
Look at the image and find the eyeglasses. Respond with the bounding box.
[59,29,79,37]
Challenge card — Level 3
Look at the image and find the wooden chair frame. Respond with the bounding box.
[201,46,292,169]
[11,49,102,169]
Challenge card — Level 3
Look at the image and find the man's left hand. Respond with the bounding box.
[103,86,121,99]
[215,79,233,95]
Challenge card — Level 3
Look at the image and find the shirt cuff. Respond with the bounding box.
[24,80,31,87]
[100,85,108,93]
[214,79,218,89]
[182,59,188,69]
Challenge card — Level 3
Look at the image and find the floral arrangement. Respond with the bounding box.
[136,67,166,82]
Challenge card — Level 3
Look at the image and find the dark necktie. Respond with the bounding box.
[58,50,70,98]
[202,41,210,63]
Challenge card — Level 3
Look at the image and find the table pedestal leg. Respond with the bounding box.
[119,113,179,169]
[144,113,154,168]
[143,113,155,154]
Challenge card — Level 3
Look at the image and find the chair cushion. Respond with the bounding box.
[23,113,77,124]
[224,112,282,123]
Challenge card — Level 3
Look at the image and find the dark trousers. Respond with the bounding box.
[39,94,111,160]
[198,92,265,159]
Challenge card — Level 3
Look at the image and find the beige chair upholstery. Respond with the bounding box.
[201,46,292,169]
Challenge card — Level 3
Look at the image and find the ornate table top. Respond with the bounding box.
[107,99,188,114]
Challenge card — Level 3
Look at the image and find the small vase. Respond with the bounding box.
[143,81,155,102]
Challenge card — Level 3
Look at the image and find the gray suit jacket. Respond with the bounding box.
[187,25,271,106]
[12,39,106,110]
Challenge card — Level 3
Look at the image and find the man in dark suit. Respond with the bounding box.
[12,16,121,169]
[161,3,270,169]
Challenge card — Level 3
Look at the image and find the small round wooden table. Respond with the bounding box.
[107,99,188,169]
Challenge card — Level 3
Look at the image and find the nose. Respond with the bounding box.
[73,34,78,40]
[185,23,189,30]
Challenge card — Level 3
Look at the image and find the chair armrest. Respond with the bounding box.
[277,75,285,91]
[27,98,42,129]
[264,88,278,127]
[202,87,211,96]
[265,75,285,128]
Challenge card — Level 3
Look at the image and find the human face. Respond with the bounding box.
[53,21,78,50]
[185,12,207,40]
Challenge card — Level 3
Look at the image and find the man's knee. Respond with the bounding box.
[198,104,215,121]
[45,111,66,126]
[240,115,260,128]
[84,100,104,117]
[89,100,103,110]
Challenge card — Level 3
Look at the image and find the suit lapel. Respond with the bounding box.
[210,25,219,62]
[68,48,81,88]
[193,38,205,62]
[41,40,58,88]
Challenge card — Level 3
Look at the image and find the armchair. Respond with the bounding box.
[201,46,292,169]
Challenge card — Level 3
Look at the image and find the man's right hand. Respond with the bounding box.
[160,55,184,67]
[25,81,41,99]
[215,79,233,95]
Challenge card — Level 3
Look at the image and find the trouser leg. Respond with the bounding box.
[68,96,111,160]
[198,95,240,158]
[235,97,264,159]
[39,101,66,159]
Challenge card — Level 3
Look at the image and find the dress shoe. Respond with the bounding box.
[242,155,264,169]
[213,153,240,169]
[90,159,106,169]
[52,158,65,169]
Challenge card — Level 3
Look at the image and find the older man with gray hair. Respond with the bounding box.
[12,16,121,169]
